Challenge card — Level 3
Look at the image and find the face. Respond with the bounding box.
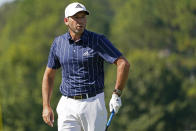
[64,11,87,35]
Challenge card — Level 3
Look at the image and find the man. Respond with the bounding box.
[42,2,130,131]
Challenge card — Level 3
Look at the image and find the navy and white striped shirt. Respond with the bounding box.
[47,29,122,96]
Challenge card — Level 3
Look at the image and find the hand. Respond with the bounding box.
[42,106,54,127]
[109,94,122,114]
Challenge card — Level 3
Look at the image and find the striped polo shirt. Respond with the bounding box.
[47,29,122,96]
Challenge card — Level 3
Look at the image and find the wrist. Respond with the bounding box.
[113,89,122,97]
[43,103,51,108]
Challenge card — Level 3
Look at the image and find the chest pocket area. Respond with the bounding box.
[81,48,96,64]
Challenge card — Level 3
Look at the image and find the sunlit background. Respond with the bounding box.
[0,0,196,131]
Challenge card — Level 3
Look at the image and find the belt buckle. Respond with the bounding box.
[74,95,83,99]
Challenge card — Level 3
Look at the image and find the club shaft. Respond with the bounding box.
[105,110,115,131]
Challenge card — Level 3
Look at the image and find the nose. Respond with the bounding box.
[77,17,86,24]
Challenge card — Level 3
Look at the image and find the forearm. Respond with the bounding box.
[42,77,54,107]
[42,68,56,107]
[115,57,130,91]
[110,57,129,113]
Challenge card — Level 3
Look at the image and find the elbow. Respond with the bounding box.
[121,59,130,71]
[116,56,130,71]
[124,60,130,71]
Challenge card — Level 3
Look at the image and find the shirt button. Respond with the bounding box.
[74,50,76,52]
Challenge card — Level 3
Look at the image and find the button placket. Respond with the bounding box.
[73,43,76,55]
[72,43,78,61]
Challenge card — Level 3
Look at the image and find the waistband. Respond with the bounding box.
[65,90,103,100]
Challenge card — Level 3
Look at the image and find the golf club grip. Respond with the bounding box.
[105,110,115,131]
[105,126,109,131]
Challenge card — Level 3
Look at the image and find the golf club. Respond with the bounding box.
[105,110,115,131]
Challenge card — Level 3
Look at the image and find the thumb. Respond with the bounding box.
[51,111,54,123]
[49,112,54,127]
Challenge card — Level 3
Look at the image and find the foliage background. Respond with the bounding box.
[0,0,196,130]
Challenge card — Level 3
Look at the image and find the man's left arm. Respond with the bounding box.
[109,56,130,113]
[114,56,130,91]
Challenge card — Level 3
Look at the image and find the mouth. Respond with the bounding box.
[77,25,84,30]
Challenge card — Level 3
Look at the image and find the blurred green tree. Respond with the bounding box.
[105,0,196,130]
[105,49,196,131]
[110,0,196,55]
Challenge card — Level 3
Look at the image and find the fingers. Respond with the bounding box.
[49,112,54,127]
[42,111,54,127]
[51,112,54,123]
[109,103,113,112]
[113,105,119,113]
[110,104,119,114]
[109,94,122,114]
[109,99,114,112]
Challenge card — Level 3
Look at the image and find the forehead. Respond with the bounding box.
[73,11,87,17]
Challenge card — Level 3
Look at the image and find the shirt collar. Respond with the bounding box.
[65,29,88,43]
[80,29,88,42]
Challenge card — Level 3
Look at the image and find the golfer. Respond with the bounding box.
[42,2,130,131]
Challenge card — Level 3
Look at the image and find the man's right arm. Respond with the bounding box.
[42,67,56,127]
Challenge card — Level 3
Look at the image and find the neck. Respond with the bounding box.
[69,30,83,41]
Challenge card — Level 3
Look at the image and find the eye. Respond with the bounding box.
[74,16,80,19]
[73,15,86,19]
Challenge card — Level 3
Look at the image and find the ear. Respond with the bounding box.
[64,18,69,25]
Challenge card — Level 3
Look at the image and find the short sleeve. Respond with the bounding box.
[96,35,122,64]
[47,39,61,69]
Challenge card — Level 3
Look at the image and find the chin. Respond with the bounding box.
[76,29,84,34]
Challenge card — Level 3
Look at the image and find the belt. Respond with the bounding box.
[67,93,97,100]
